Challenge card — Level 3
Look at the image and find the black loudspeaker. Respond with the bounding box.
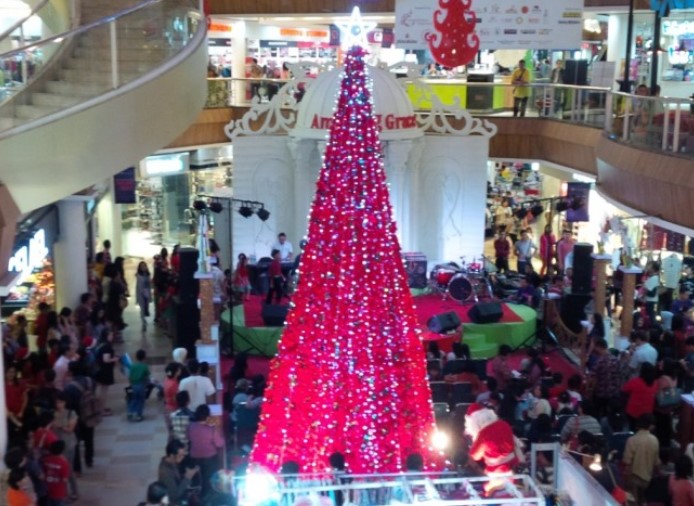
[560,293,592,333]
[402,252,428,289]
[571,243,594,294]
[178,247,200,302]
[563,60,588,85]
[467,302,503,324]
[174,300,200,357]
[427,311,462,333]
[262,304,289,327]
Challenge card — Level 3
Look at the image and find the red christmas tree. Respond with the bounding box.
[426,0,479,68]
[249,45,439,474]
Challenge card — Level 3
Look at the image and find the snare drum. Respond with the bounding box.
[433,268,457,287]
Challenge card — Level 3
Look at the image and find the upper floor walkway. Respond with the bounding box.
[168,77,694,232]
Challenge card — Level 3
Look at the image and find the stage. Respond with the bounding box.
[225,293,536,359]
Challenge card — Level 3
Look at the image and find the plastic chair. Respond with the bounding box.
[433,402,450,426]
[450,382,474,405]
[429,381,449,403]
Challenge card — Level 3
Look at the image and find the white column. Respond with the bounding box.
[231,21,247,105]
[607,14,628,88]
[0,324,5,464]
[96,181,123,257]
[384,140,415,251]
[288,138,320,240]
[54,198,89,310]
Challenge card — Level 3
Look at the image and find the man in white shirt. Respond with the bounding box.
[628,330,658,376]
[643,262,661,325]
[178,359,216,410]
[271,232,293,261]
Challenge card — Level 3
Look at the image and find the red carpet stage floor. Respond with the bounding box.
[412,294,523,325]
[238,294,535,358]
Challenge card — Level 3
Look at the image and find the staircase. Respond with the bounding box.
[0,0,207,213]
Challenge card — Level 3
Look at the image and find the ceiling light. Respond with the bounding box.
[208,201,223,214]
[193,200,207,211]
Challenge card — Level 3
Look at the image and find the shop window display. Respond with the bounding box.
[2,259,55,320]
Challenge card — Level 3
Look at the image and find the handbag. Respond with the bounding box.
[119,296,129,309]
[657,385,682,408]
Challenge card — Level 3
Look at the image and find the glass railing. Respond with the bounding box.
[0,0,202,131]
[206,77,694,159]
[606,91,694,155]
[0,0,77,97]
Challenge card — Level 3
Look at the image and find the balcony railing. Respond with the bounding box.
[207,77,694,160]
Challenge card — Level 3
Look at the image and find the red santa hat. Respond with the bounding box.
[466,403,484,416]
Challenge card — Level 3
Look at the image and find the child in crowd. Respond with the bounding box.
[42,441,69,506]
[128,349,151,422]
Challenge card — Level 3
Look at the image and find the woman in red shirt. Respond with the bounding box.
[669,455,694,506]
[5,363,27,439]
[163,362,181,434]
[621,362,658,430]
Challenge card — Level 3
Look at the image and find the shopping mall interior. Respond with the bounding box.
[1,0,694,504]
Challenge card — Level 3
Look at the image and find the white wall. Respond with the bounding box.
[232,136,296,260]
[417,135,489,264]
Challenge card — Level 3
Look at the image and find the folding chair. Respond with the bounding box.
[450,382,474,406]
[429,381,449,404]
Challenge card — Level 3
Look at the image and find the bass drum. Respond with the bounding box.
[448,274,494,303]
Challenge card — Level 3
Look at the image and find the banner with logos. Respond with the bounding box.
[395,0,582,50]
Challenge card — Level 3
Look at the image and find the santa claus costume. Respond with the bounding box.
[465,403,519,492]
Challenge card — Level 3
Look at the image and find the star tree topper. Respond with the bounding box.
[337,6,377,49]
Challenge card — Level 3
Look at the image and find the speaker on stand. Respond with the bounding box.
[427,312,462,334]
[174,247,201,357]
[571,243,594,295]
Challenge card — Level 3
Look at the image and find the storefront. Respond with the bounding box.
[120,147,233,259]
[0,205,59,319]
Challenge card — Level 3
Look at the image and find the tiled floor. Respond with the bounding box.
[75,299,173,505]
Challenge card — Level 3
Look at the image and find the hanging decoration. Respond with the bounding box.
[425,0,480,68]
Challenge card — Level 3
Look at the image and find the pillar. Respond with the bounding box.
[0,323,6,464]
[96,181,122,257]
[592,254,612,317]
[54,198,89,310]
[620,266,643,337]
[212,199,233,270]
[288,138,320,240]
[607,14,629,88]
[385,140,415,251]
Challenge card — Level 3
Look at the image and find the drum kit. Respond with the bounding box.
[429,256,496,303]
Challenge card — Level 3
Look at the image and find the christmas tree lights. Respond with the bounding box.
[249,38,439,474]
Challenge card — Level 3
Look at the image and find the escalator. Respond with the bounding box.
[0,0,208,214]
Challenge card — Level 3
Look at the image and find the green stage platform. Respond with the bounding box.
[223,298,537,359]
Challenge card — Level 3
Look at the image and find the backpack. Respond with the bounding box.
[86,344,104,378]
[70,378,102,428]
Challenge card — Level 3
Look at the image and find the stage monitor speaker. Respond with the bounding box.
[561,293,592,333]
[427,311,461,334]
[262,304,289,327]
[571,243,594,295]
[178,247,200,302]
[467,302,503,324]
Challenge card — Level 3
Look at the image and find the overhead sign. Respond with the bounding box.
[114,167,137,204]
[8,229,49,282]
[395,0,583,51]
[652,0,694,14]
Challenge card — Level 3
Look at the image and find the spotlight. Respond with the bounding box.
[193,200,207,211]
[256,207,270,221]
[209,201,223,214]
[530,203,545,217]
[556,200,569,212]
[431,430,450,451]
[238,205,254,218]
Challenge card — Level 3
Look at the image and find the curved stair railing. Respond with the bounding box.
[0,0,203,135]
